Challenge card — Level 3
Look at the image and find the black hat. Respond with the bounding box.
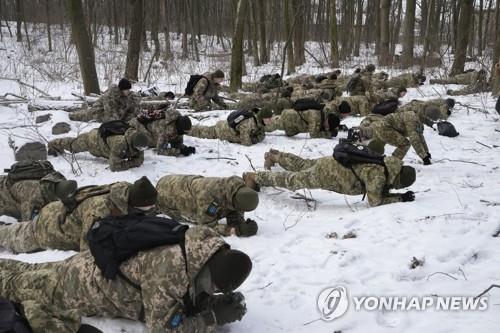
[354,68,361,73]
[281,89,292,98]
[118,78,132,91]
[208,248,252,293]
[175,116,192,134]
[315,75,327,83]
[446,98,455,109]
[329,73,338,80]
[129,176,158,207]
[366,64,376,72]
[327,113,340,130]
[213,70,225,78]
[338,101,351,114]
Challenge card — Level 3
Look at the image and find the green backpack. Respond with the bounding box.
[4,160,55,183]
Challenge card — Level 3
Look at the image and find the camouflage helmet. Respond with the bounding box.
[233,187,259,212]
[394,166,416,189]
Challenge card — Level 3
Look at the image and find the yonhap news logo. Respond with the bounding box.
[317,285,488,321]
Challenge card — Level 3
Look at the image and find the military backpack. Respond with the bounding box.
[0,297,32,333]
[61,184,112,213]
[372,99,399,116]
[292,98,325,111]
[184,75,209,96]
[98,120,130,140]
[437,121,459,137]
[227,109,257,129]
[4,160,55,183]
[346,74,361,93]
[333,140,385,167]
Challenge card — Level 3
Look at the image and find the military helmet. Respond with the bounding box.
[233,187,259,212]
[366,64,376,72]
[393,166,416,189]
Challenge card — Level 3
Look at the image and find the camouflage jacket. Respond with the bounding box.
[156,175,248,234]
[325,95,371,116]
[385,73,419,88]
[213,117,266,146]
[350,71,374,96]
[129,110,185,156]
[399,99,449,119]
[189,73,225,111]
[266,108,332,138]
[0,227,226,333]
[91,85,141,122]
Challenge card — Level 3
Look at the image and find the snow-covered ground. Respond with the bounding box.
[1,23,500,333]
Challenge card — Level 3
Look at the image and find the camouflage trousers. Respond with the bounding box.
[429,78,464,85]
[264,116,284,133]
[49,133,95,156]
[189,96,211,112]
[370,123,409,160]
[0,259,82,332]
[68,108,97,122]
[189,125,218,139]
[255,152,321,191]
[447,84,489,96]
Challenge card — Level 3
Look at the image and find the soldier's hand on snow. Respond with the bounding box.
[211,292,247,325]
[236,219,259,237]
[422,154,432,165]
[401,191,415,202]
[180,146,196,156]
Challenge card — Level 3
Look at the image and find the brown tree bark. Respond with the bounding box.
[229,0,247,92]
[401,0,415,68]
[284,0,296,74]
[330,0,339,67]
[450,0,474,75]
[379,0,391,65]
[124,0,143,81]
[257,0,269,64]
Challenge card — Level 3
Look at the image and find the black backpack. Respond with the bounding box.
[184,75,208,96]
[292,98,325,111]
[372,99,399,116]
[87,214,189,280]
[333,140,385,167]
[0,298,32,333]
[4,160,55,183]
[98,120,130,140]
[227,109,256,129]
[437,121,459,137]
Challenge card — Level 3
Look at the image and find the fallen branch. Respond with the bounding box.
[0,76,52,97]
[205,157,236,161]
[426,271,458,281]
[245,154,257,171]
[0,93,26,100]
[434,158,487,167]
[480,199,500,206]
[474,284,500,300]
[476,141,493,149]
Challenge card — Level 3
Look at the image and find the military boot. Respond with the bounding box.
[264,149,280,170]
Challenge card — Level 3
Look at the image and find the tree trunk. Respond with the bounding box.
[478,0,483,56]
[401,0,415,68]
[125,0,143,81]
[46,0,52,51]
[257,0,268,64]
[330,0,339,67]
[163,0,173,60]
[284,0,295,74]
[492,0,500,91]
[379,0,391,65]
[15,0,22,42]
[353,0,364,57]
[113,0,119,44]
[66,0,100,94]
[229,0,247,92]
[450,0,474,75]
[151,0,161,61]
[293,0,306,66]
[181,0,189,59]
[250,0,261,66]
[374,0,381,54]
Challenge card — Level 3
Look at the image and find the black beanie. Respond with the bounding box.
[327,113,341,130]
[129,176,158,207]
[208,248,252,293]
[338,101,351,114]
[213,70,225,78]
[175,116,192,134]
[446,98,455,109]
[118,78,132,91]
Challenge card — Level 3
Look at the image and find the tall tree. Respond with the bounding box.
[125,0,143,81]
[46,0,53,51]
[229,0,247,92]
[66,0,100,94]
[450,0,474,75]
[293,0,306,66]
[15,0,22,42]
[284,0,296,74]
[257,0,269,64]
[330,0,339,67]
[401,0,415,68]
[379,0,391,65]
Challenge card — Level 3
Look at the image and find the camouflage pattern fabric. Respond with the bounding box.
[156,175,248,236]
[129,110,186,156]
[399,99,449,120]
[189,73,226,112]
[265,109,332,138]
[255,151,405,207]
[447,71,489,96]
[385,73,420,88]
[429,71,479,85]
[349,71,374,96]
[189,117,265,146]
[0,182,131,253]
[48,128,144,172]
[69,85,141,122]
[0,226,226,333]
[325,96,371,116]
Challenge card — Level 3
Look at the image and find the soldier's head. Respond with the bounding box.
[118,78,132,96]
[397,86,408,98]
[326,113,341,136]
[232,186,259,212]
[130,132,149,151]
[354,68,362,74]
[393,166,416,189]
[206,248,252,293]
[334,69,342,76]
[257,107,273,125]
[159,91,175,100]
[366,64,376,73]
[338,101,352,118]
[213,70,225,84]
[281,87,293,98]
[329,73,338,80]
[445,98,455,116]
[128,176,158,211]
[175,116,192,135]
[54,180,78,201]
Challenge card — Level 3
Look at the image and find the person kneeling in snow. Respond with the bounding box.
[243,149,416,207]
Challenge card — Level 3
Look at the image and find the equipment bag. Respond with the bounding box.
[437,121,459,137]
[292,98,325,111]
[87,214,189,280]
[227,109,256,129]
[98,120,130,140]
[62,184,112,213]
[0,298,32,333]
[4,160,55,183]
[184,75,208,96]
[333,140,385,167]
[372,99,399,116]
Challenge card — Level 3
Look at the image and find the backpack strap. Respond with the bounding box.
[348,165,367,201]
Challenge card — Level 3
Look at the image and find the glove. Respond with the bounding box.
[211,292,247,326]
[338,124,349,132]
[401,191,415,202]
[180,146,196,156]
[422,154,432,165]
[236,219,259,237]
[77,324,103,333]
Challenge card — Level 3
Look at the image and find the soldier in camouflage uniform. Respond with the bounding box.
[189,70,228,112]
[398,98,454,119]
[349,64,376,96]
[129,109,195,157]
[47,127,149,172]
[69,78,141,123]
[0,226,252,332]
[360,106,442,164]
[189,108,273,146]
[370,87,407,105]
[243,150,416,207]
[429,69,482,85]
[385,71,426,88]
[265,101,351,138]
[325,95,372,116]
[157,175,259,237]
[0,177,157,253]
[446,69,489,96]
[0,171,75,221]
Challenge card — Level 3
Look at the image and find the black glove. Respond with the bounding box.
[77,324,103,333]
[236,219,259,237]
[180,146,196,156]
[211,292,247,326]
[401,191,415,202]
[422,154,432,165]
[338,124,349,132]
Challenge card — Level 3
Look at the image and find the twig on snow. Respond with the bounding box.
[426,271,458,281]
[474,284,500,300]
[205,157,236,161]
[434,158,487,167]
[245,154,257,171]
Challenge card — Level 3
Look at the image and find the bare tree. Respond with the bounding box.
[124,0,143,81]
[379,0,391,65]
[284,0,296,74]
[401,0,415,68]
[330,0,339,67]
[229,0,247,92]
[451,0,474,75]
[258,0,269,64]
[46,0,53,51]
